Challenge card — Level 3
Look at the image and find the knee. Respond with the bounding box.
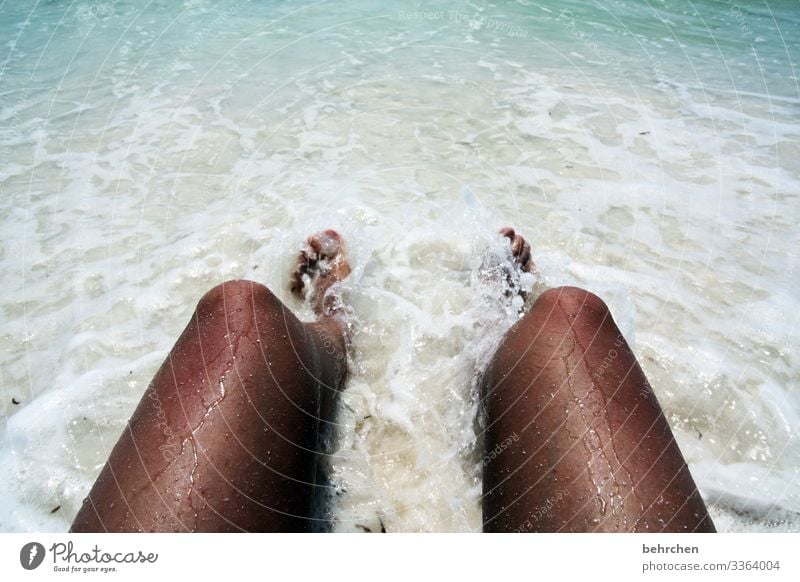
[197,279,280,316]
[533,286,610,320]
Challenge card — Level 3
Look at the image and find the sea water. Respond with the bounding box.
[0,0,798,532]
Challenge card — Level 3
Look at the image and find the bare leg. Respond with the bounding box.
[71,230,350,532]
[482,230,714,533]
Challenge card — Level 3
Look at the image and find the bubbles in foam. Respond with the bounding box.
[1,0,797,532]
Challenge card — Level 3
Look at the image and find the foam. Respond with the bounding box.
[0,0,798,533]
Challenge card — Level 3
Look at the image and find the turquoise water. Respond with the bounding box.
[3,1,798,95]
[1,1,798,532]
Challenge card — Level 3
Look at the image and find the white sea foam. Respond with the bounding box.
[0,0,798,532]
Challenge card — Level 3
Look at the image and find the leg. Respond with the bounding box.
[481,237,714,532]
[71,231,350,532]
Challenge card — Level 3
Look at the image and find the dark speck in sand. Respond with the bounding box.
[12,398,20,405]
[356,515,387,533]
[50,505,61,514]
[253,265,259,270]
[639,131,650,135]
[697,429,703,440]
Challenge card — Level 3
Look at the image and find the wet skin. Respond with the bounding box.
[482,286,715,532]
[72,229,713,532]
[71,259,348,531]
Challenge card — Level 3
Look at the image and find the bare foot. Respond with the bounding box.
[478,227,536,315]
[291,229,351,317]
[499,227,532,274]
[500,226,533,273]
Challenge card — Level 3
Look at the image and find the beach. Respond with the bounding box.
[1,0,798,532]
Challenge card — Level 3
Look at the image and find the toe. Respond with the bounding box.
[499,226,516,240]
[499,226,532,273]
[315,229,344,259]
[291,262,307,296]
[291,243,318,297]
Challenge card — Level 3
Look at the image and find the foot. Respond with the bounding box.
[499,227,533,274]
[478,227,535,315]
[291,229,351,317]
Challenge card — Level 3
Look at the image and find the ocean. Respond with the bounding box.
[1,0,798,532]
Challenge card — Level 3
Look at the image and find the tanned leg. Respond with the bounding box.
[481,230,714,533]
[71,230,350,532]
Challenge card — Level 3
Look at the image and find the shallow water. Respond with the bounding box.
[1,0,798,532]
